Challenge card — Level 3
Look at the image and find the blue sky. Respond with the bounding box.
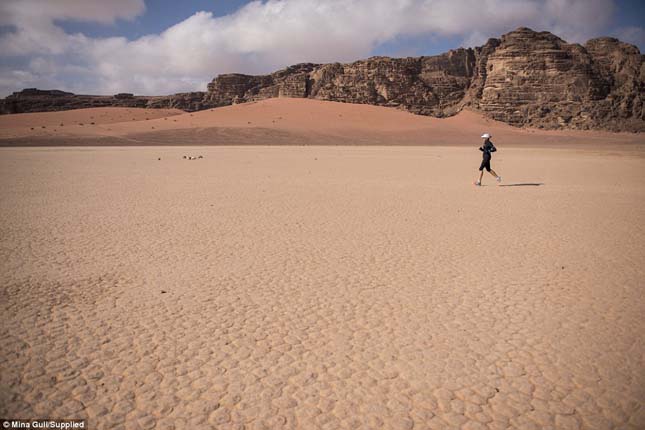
[58,1,244,40]
[0,0,643,96]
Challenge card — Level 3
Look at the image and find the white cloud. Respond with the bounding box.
[0,0,623,97]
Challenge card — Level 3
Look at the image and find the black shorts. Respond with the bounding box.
[479,159,491,172]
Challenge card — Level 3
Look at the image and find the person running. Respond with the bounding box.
[475,133,502,186]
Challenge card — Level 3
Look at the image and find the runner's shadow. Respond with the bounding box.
[499,183,544,187]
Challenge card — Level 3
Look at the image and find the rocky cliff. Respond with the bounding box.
[2,28,643,131]
[470,29,644,130]
[0,89,208,114]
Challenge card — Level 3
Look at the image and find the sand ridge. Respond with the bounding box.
[0,107,183,132]
[1,145,644,429]
[0,98,642,147]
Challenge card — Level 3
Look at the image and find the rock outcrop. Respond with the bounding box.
[204,63,317,107]
[0,88,209,114]
[470,28,644,130]
[307,50,476,117]
[2,28,643,131]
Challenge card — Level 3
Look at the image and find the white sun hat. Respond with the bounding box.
[481,133,491,138]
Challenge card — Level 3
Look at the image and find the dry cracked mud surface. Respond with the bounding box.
[1,146,644,429]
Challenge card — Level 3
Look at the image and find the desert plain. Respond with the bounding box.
[0,100,644,430]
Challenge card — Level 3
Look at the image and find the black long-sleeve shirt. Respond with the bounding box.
[479,140,497,161]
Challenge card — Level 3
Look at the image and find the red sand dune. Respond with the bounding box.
[0,107,183,129]
[0,98,642,147]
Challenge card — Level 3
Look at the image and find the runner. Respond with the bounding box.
[475,133,502,186]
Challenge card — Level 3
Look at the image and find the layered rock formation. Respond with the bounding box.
[2,28,643,131]
[0,88,207,114]
[470,29,644,130]
[307,51,475,117]
[204,63,317,107]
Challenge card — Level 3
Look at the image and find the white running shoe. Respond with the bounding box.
[474,181,481,186]
[496,176,502,183]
